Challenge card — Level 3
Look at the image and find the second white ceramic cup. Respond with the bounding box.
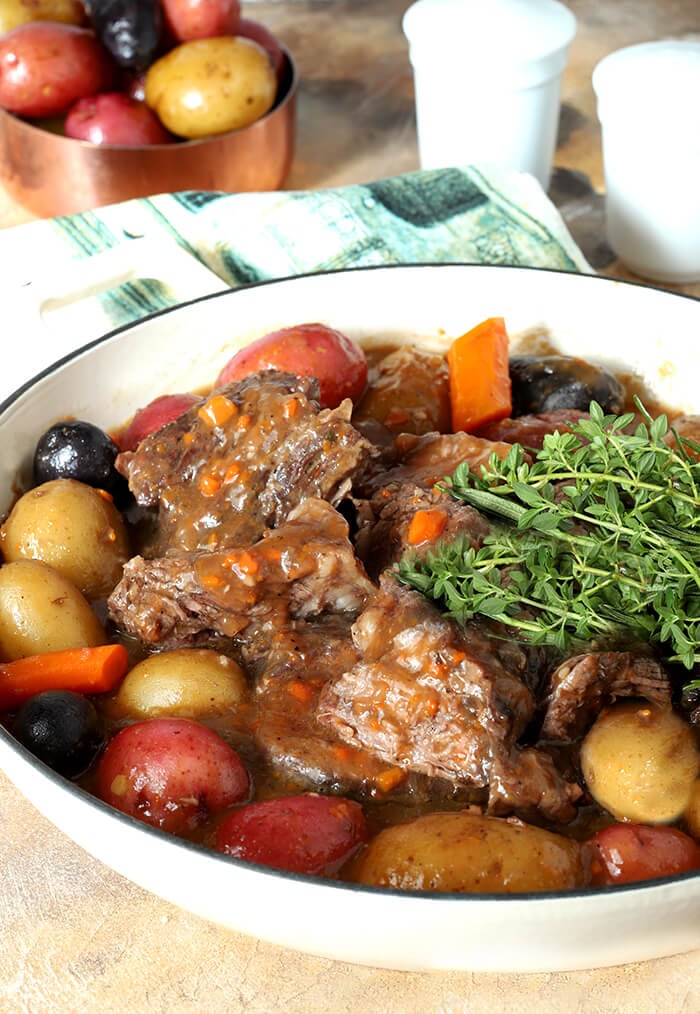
[593,40,700,285]
[402,0,577,189]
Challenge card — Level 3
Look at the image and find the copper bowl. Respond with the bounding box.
[0,50,297,218]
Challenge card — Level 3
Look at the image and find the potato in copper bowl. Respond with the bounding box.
[0,0,297,215]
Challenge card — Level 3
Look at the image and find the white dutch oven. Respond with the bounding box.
[0,264,698,973]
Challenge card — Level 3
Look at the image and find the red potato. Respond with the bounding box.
[587,823,700,886]
[216,323,368,409]
[65,93,174,145]
[237,17,285,79]
[162,0,241,42]
[0,23,115,117]
[96,717,250,834]
[215,793,369,875]
[117,392,200,450]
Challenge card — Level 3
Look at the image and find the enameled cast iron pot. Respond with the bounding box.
[0,263,698,973]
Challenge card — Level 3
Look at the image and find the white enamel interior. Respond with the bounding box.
[1,264,699,973]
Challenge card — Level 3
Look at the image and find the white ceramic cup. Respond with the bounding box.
[402,0,577,189]
[593,40,700,285]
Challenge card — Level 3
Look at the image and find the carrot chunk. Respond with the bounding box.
[447,317,512,433]
[0,644,130,710]
[407,507,448,546]
[198,395,237,428]
[374,767,407,793]
[287,680,315,704]
[198,473,221,496]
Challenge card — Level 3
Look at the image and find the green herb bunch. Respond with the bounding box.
[397,401,700,670]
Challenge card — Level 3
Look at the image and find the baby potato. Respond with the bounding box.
[0,23,115,118]
[144,36,277,139]
[0,560,105,660]
[1,478,130,601]
[581,702,700,824]
[348,811,585,893]
[0,0,87,35]
[96,717,249,835]
[116,648,248,718]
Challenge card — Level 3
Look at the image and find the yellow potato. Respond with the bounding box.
[116,648,248,718]
[684,779,700,840]
[0,559,105,660]
[0,0,86,35]
[145,37,277,139]
[581,702,700,824]
[348,811,585,893]
[1,478,130,600]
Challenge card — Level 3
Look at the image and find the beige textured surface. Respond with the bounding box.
[1,762,699,1013]
[2,764,700,1013]
[1,2,700,1010]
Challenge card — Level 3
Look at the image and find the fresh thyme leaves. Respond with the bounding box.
[397,401,700,670]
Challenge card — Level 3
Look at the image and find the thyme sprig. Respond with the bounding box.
[397,401,700,669]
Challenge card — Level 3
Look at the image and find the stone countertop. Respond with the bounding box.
[1,2,700,1011]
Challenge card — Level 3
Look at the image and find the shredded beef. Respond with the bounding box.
[249,617,484,804]
[317,575,580,822]
[352,429,512,580]
[249,618,387,791]
[358,430,516,499]
[108,499,374,652]
[540,651,673,742]
[116,371,377,554]
[475,409,590,449]
[355,483,489,581]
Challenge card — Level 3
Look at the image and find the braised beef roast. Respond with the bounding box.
[541,652,672,742]
[115,371,377,554]
[109,498,374,654]
[317,575,581,822]
[107,365,677,825]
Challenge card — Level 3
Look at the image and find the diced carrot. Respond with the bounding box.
[199,473,221,496]
[223,462,241,484]
[198,395,237,428]
[407,507,448,546]
[374,767,407,793]
[332,743,354,762]
[409,690,439,719]
[200,571,225,589]
[383,407,410,428]
[0,644,130,711]
[447,316,512,433]
[287,680,314,703]
[283,398,300,419]
[225,550,260,576]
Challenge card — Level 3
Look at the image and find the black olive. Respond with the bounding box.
[89,0,162,72]
[33,420,125,498]
[680,678,700,718]
[12,691,105,779]
[509,355,625,417]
